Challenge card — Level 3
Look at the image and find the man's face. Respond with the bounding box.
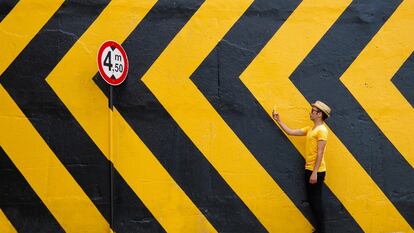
[309,107,321,120]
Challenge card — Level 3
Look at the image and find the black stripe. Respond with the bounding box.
[0,1,165,232]
[93,0,267,232]
[0,0,18,23]
[0,147,64,233]
[391,52,414,107]
[289,0,414,227]
[190,0,363,232]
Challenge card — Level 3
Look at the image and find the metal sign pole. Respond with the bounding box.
[109,85,114,232]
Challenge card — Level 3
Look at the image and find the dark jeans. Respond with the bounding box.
[305,169,326,233]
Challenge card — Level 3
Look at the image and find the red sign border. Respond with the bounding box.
[97,40,129,86]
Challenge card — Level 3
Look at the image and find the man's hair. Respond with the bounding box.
[321,112,328,121]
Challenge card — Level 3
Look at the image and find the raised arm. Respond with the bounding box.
[272,110,306,136]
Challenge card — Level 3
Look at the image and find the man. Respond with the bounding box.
[272,100,331,233]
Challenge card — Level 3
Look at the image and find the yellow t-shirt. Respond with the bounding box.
[301,124,328,172]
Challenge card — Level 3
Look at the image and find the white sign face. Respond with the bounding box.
[100,46,125,79]
[97,41,129,86]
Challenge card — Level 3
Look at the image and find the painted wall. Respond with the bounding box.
[0,0,413,232]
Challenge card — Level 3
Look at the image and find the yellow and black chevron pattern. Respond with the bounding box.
[0,0,413,232]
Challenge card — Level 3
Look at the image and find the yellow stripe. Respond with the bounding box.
[0,0,64,75]
[240,0,412,232]
[46,1,216,232]
[0,209,16,233]
[341,0,414,168]
[142,0,312,231]
[0,86,109,232]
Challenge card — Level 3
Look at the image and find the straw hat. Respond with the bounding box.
[312,100,331,117]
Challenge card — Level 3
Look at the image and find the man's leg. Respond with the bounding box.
[305,170,326,233]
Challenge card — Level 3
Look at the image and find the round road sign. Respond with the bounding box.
[97,41,129,86]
